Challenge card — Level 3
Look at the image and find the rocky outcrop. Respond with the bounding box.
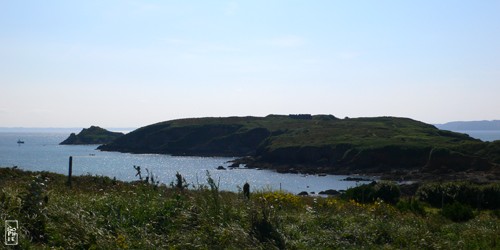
[423,148,492,173]
[60,126,124,145]
[250,145,497,176]
[319,189,341,195]
[253,144,432,173]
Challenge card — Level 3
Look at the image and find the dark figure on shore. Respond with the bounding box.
[133,165,142,181]
[243,182,250,199]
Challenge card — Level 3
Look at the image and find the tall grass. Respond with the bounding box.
[1,167,499,249]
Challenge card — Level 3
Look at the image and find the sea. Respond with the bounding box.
[0,130,375,194]
[2,129,498,194]
[455,130,500,142]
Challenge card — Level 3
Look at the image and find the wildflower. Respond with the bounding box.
[306,205,315,214]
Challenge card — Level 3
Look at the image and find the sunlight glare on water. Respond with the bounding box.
[1,132,374,193]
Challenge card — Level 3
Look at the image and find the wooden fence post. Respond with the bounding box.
[67,156,73,188]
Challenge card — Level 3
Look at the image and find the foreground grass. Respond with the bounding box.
[1,168,499,249]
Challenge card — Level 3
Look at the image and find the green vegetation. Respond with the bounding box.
[396,198,427,216]
[441,202,475,222]
[100,115,479,153]
[342,181,401,205]
[97,115,500,178]
[416,181,500,209]
[1,167,499,249]
[60,126,124,145]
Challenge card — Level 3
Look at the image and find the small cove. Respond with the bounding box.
[1,131,373,194]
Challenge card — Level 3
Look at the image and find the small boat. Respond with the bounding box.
[17,139,25,144]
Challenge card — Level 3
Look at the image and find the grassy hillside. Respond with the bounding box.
[99,115,479,152]
[1,167,499,249]
[98,115,500,177]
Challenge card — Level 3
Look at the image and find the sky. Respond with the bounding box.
[1,1,499,128]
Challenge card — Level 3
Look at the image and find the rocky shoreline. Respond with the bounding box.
[229,156,500,184]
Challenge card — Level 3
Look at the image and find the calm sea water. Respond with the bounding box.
[0,131,374,194]
[456,130,500,142]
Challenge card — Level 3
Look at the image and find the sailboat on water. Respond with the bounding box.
[17,139,25,144]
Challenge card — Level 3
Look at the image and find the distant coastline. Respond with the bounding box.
[435,120,500,142]
[451,130,500,142]
[436,120,500,131]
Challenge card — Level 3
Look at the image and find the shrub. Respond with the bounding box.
[482,183,500,209]
[251,214,285,249]
[250,199,285,249]
[492,210,500,219]
[454,183,482,208]
[417,182,460,207]
[441,202,475,222]
[342,183,376,203]
[260,191,302,209]
[343,181,400,204]
[374,182,400,205]
[417,182,500,209]
[396,198,426,216]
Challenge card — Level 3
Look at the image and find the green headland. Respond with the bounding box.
[98,115,500,181]
[60,126,124,145]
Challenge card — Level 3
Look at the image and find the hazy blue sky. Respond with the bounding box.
[1,1,499,127]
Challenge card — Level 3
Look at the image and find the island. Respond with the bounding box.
[60,126,124,145]
[98,115,500,181]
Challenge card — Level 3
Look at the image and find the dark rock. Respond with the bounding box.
[342,177,373,182]
[216,166,226,170]
[298,191,308,196]
[277,168,299,174]
[319,189,340,196]
[228,163,240,168]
